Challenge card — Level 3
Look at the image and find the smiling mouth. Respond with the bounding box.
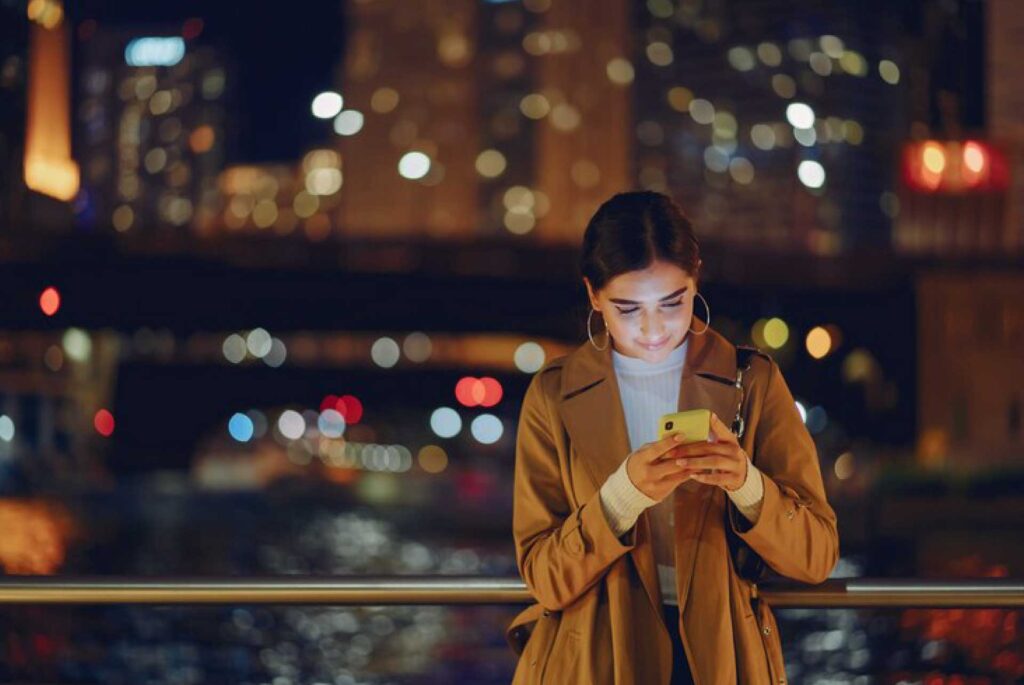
[640,338,668,350]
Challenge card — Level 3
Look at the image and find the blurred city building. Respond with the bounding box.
[917,272,1024,469]
[632,0,905,254]
[0,1,27,232]
[74,20,227,235]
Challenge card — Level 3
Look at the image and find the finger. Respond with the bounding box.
[689,471,740,488]
[645,433,689,461]
[675,455,740,473]
[660,468,698,486]
[671,442,737,460]
[709,412,739,445]
[648,458,698,481]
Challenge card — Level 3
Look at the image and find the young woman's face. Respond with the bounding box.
[584,260,698,363]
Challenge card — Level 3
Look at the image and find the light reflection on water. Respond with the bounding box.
[0,486,1019,683]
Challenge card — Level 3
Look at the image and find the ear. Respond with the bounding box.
[583,278,599,309]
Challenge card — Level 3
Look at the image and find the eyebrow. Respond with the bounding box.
[609,287,688,305]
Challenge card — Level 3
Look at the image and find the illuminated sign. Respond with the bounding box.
[124,37,186,67]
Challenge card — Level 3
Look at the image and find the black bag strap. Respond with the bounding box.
[731,345,763,440]
[728,345,771,583]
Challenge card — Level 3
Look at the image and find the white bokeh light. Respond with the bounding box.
[311,91,343,119]
[222,334,247,364]
[797,160,826,189]
[430,407,462,438]
[318,409,347,438]
[398,152,431,180]
[371,337,401,368]
[514,342,546,373]
[785,102,816,129]
[246,328,273,358]
[277,410,306,440]
[333,109,364,136]
[471,414,504,445]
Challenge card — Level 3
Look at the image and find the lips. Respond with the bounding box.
[640,338,668,351]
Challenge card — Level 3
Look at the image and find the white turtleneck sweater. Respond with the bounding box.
[599,339,765,605]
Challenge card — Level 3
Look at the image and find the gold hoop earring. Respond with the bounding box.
[690,292,710,336]
[587,308,609,351]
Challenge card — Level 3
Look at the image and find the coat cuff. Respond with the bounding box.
[599,457,657,537]
[726,459,764,524]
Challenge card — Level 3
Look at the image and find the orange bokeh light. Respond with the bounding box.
[39,286,60,316]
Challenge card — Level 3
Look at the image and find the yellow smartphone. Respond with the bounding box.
[657,409,711,443]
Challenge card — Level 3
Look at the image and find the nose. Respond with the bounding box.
[640,311,665,339]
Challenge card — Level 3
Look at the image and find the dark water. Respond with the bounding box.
[0,481,1020,684]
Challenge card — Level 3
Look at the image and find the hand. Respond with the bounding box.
[625,432,698,502]
[671,412,749,492]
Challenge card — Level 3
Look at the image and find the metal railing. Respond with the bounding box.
[0,577,1021,608]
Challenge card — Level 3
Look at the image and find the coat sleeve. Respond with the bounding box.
[513,369,638,611]
[728,357,840,584]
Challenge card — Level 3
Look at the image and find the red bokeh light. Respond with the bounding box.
[335,395,363,423]
[39,287,60,316]
[455,376,503,407]
[94,409,115,437]
[479,377,503,407]
[319,394,339,412]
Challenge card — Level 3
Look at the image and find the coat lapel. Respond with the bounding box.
[557,322,741,618]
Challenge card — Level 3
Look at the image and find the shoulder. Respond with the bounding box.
[734,342,779,391]
[531,354,568,394]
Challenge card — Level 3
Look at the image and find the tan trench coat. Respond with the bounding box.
[506,325,839,684]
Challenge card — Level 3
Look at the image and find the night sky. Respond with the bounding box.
[71,0,346,164]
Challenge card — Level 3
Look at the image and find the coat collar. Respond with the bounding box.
[555,321,741,616]
[559,320,737,400]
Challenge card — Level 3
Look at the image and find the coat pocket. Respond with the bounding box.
[754,597,788,685]
[509,607,560,685]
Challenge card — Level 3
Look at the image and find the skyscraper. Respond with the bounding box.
[631,0,905,253]
[75,22,226,234]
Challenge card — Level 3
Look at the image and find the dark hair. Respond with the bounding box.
[579,191,701,292]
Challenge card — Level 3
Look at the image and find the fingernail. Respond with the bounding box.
[674,434,685,442]
[675,459,685,466]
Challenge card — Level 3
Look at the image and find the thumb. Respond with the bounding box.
[709,412,738,444]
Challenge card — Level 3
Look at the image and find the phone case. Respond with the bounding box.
[657,409,711,443]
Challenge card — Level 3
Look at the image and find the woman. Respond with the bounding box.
[506,192,839,684]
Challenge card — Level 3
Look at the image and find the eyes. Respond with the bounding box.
[615,299,684,317]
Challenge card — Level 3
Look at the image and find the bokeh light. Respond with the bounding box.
[336,395,364,424]
[763,318,790,349]
[94,409,115,437]
[430,407,462,438]
[834,451,854,480]
[311,91,343,119]
[246,328,273,358]
[0,415,14,442]
[514,342,546,373]
[39,287,61,316]
[333,109,364,136]
[317,409,346,438]
[277,410,306,440]
[62,328,92,363]
[470,414,504,444]
[797,160,826,189]
[806,326,833,359]
[222,334,246,364]
[398,152,431,180]
[228,412,254,442]
[371,337,401,368]
[417,445,449,474]
[402,332,433,363]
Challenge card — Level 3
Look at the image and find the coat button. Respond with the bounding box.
[542,609,552,617]
[785,509,795,520]
[762,625,772,636]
